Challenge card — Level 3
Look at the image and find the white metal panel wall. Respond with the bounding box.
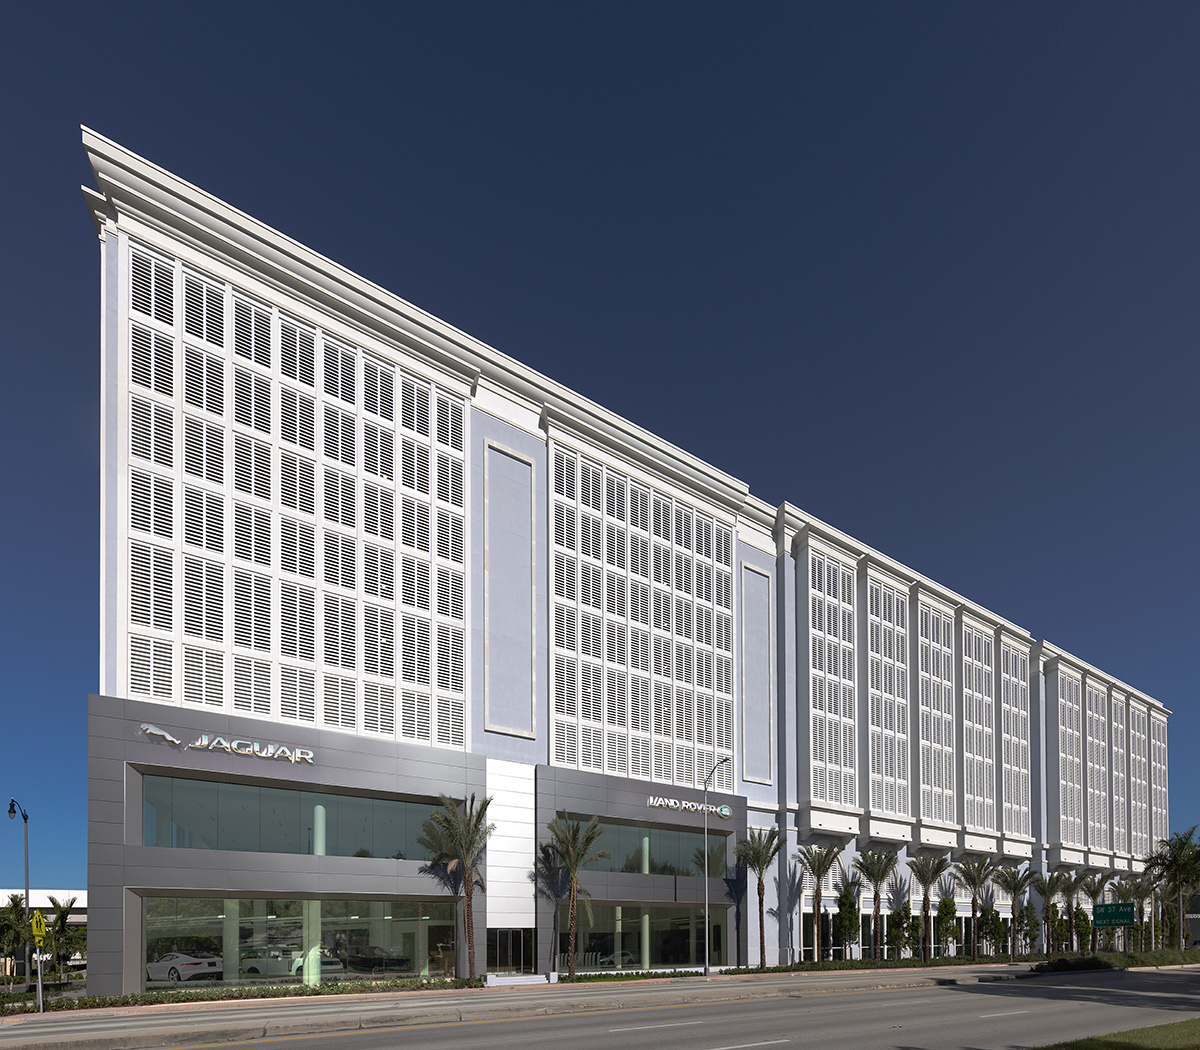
[484,758,537,927]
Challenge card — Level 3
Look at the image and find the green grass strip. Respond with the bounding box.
[1033,1016,1200,1050]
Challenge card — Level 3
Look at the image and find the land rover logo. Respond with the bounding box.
[139,723,315,764]
[647,795,732,818]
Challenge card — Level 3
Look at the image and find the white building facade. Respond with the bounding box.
[83,129,1170,994]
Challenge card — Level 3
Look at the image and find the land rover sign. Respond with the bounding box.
[647,795,732,819]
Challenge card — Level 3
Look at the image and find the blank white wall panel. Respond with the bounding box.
[485,758,537,927]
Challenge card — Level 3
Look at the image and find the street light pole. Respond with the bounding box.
[703,756,730,978]
[8,798,38,1009]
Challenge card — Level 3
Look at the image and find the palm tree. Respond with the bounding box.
[546,816,611,978]
[735,827,783,970]
[0,894,28,993]
[1060,870,1087,954]
[797,843,842,964]
[1031,871,1067,955]
[1079,873,1114,954]
[417,793,495,981]
[853,849,899,961]
[908,853,952,964]
[1145,826,1200,951]
[954,856,995,962]
[834,875,862,959]
[991,866,1034,961]
[45,896,79,983]
[1120,875,1153,951]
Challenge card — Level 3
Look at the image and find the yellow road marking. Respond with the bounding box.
[151,985,938,1050]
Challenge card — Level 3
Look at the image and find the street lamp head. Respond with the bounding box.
[7,800,14,820]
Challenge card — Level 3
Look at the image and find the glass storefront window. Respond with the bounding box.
[571,819,728,876]
[144,896,457,988]
[142,775,439,861]
[556,902,728,971]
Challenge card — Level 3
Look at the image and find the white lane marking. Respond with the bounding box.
[979,1010,1028,1018]
[610,1021,708,1032]
[707,1041,791,1050]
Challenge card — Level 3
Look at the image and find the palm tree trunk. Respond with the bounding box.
[971,897,979,962]
[923,895,931,965]
[873,892,881,961]
[813,887,821,963]
[757,876,766,970]
[463,867,476,981]
[1010,901,1017,962]
[567,880,578,978]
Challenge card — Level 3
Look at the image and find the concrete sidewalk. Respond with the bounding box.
[0,963,1039,1050]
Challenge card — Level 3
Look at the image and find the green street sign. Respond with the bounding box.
[1093,902,1135,928]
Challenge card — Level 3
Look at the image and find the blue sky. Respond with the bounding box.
[2,2,1197,890]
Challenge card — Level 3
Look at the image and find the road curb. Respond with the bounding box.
[0,967,1053,1049]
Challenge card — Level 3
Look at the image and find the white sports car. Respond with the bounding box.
[146,951,222,981]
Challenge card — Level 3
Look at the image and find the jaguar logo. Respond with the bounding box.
[139,723,183,747]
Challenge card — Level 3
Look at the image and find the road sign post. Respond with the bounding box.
[30,910,44,1012]
[1093,902,1135,929]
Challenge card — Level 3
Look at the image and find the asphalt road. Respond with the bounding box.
[3,967,1198,1050]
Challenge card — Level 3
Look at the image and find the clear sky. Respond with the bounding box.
[2,2,1196,891]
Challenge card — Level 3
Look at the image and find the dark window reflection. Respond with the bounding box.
[579,818,727,876]
[142,775,438,861]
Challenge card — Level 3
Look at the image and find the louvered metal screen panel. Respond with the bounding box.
[867,576,907,815]
[550,443,734,789]
[918,602,955,823]
[1057,672,1084,846]
[116,241,467,748]
[809,550,856,807]
[1085,684,1110,851]
[1000,644,1032,838]
[961,624,995,832]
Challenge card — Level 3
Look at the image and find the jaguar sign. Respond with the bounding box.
[138,723,315,764]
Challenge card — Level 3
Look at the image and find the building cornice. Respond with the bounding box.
[83,126,750,519]
[774,504,1031,641]
[539,406,747,516]
[1037,640,1169,714]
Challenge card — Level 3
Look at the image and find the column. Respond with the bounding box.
[640,835,651,969]
[302,900,322,986]
[302,803,327,985]
[614,906,623,970]
[222,900,240,985]
[369,902,387,952]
